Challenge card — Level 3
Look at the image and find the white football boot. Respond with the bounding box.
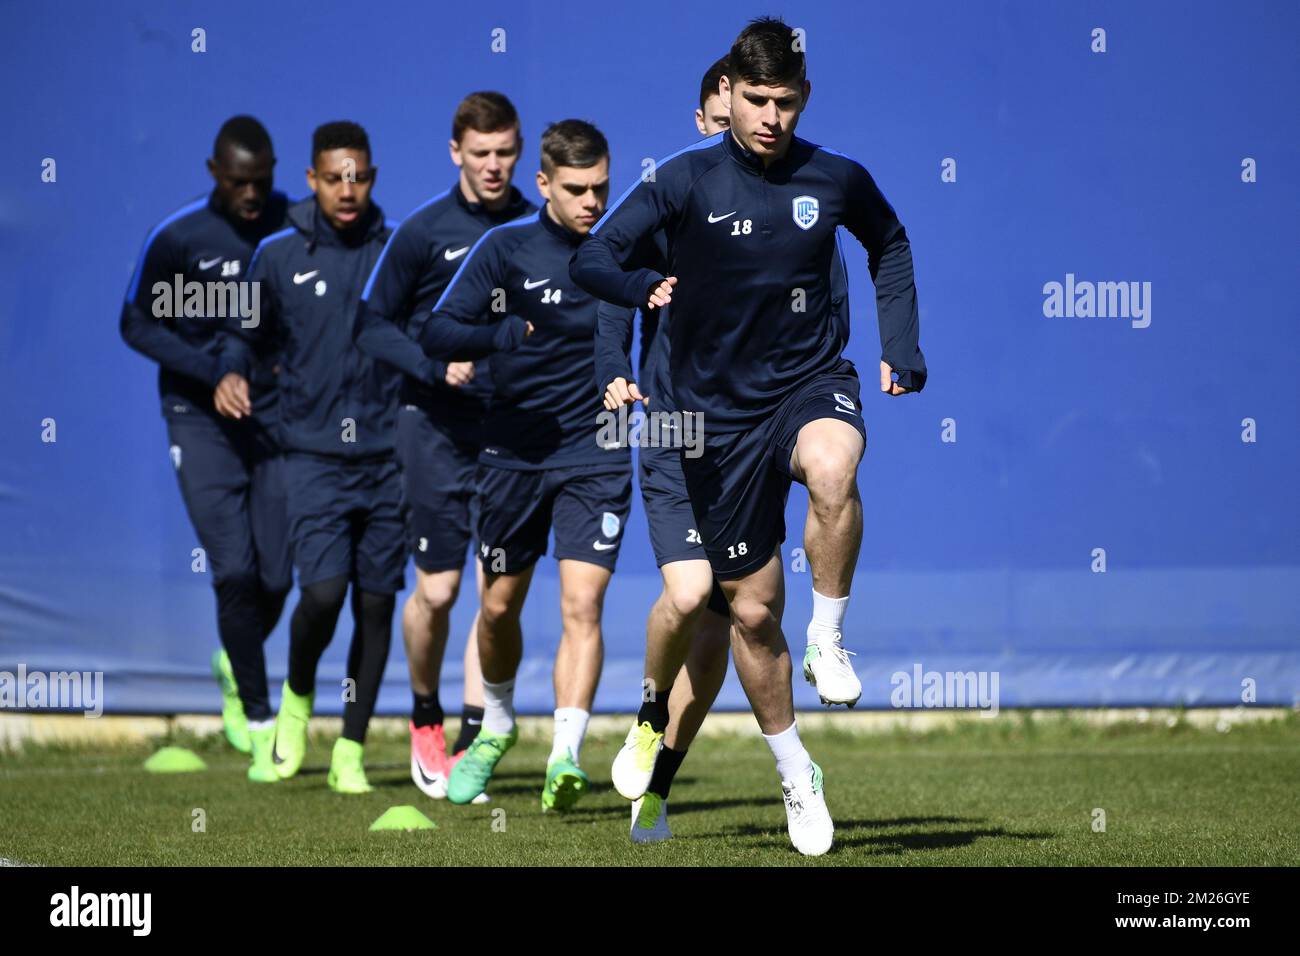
[611,720,664,800]
[781,761,834,856]
[802,629,861,706]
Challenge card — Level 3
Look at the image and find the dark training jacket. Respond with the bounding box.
[355,183,535,425]
[418,204,631,472]
[121,191,289,421]
[572,130,926,433]
[223,197,399,459]
[593,225,852,412]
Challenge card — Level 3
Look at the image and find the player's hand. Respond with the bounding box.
[445,362,475,387]
[214,372,252,419]
[604,377,647,411]
[880,360,911,396]
[647,276,677,310]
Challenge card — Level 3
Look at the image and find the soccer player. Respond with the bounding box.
[121,116,292,782]
[418,120,632,811]
[601,54,856,844]
[220,121,403,793]
[572,18,927,855]
[356,93,536,802]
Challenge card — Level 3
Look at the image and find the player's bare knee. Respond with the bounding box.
[665,579,711,622]
[802,442,860,509]
[415,575,458,614]
[728,595,776,640]
[560,586,603,631]
[479,589,519,628]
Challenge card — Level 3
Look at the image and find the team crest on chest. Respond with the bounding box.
[792,195,819,230]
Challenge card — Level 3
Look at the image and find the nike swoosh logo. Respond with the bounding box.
[293,271,319,284]
[707,211,737,223]
[523,278,550,290]
[413,759,441,786]
[835,407,859,415]
[444,246,470,261]
[198,257,222,270]
[593,541,617,551]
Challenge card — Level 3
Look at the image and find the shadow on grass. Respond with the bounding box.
[556,795,776,819]
[698,816,1053,856]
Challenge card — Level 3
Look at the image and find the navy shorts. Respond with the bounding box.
[166,412,291,592]
[476,461,633,575]
[395,405,479,574]
[681,360,866,580]
[640,441,729,617]
[284,452,406,593]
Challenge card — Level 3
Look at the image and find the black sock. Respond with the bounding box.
[636,682,673,733]
[287,576,348,698]
[649,745,687,799]
[453,705,485,754]
[341,590,395,744]
[412,691,444,729]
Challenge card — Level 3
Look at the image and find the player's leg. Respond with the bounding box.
[165,414,274,778]
[246,418,292,640]
[273,453,353,780]
[445,464,548,804]
[543,558,611,811]
[612,445,714,805]
[396,408,474,796]
[612,558,710,792]
[784,372,867,706]
[682,423,834,855]
[450,491,488,764]
[403,567,459,796]
[245,422,293,781]
[328,457,406,794]
[547,464,630,811]
[632,593,730,841]
[445,563,533,804]
[723,554,833,856]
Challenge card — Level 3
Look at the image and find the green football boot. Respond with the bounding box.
[542,749,590,813]
[272,681,314,779]
[211,649,250,754]
[447,726,518,805]
[327,738,373,794]
[247,723,278,783]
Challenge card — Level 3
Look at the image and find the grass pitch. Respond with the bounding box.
[2,710,1296,866]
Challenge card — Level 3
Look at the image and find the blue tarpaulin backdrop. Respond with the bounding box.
[2,1,1298,714]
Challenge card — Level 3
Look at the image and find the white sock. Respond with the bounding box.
[248,718,274,731]
[808,590,849,642]
[482,678,516,735]
[550,707,590,765]
[762,721,813,782]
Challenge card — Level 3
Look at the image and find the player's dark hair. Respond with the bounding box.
[311,120,370,165]
[699,55,730,111]
[452,91,521,143]
[213,115,272,159]
[539,119,608,176]
[728,16,806,89]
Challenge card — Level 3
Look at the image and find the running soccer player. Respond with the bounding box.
[419,120,633,811]
[572,18,927,855]
[121,116,292,782]
[220,121,403,793]
[601,54,856,844]
[356,92,536,802]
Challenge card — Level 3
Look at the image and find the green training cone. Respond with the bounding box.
[143,746,208,773]
[369,805,438,832]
